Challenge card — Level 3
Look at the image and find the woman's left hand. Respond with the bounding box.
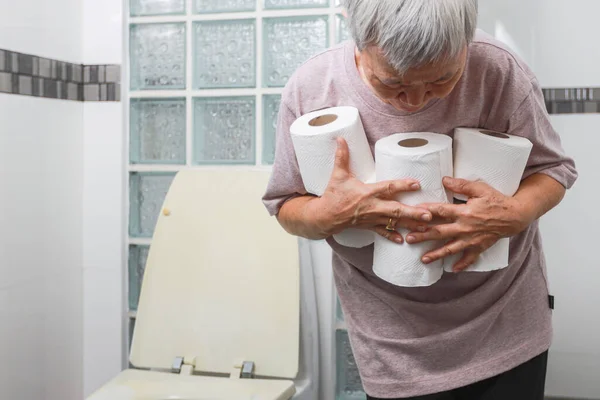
[405,177,535,272]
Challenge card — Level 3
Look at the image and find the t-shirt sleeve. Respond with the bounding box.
[508,78,578,189]
[262,99,308,216]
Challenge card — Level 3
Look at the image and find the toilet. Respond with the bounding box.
[88,169,318,400]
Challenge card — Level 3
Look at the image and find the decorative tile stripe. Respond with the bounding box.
[543,88,600,114]
[0,49,120,102]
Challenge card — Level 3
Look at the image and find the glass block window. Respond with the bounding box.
[195,0,255,14]
[129,172,176,238]
[127,0,353,393]
[193,20,256,88]
[336,329,366,400]
[264,0,328,9]
[193,96,256,164]
[130,23,186,90]
[130,0,186,16]
[262,94,281,165]
[337,14,351,43]
[128,245,150,311]
[130,98,186,164]
[263,16,329,87]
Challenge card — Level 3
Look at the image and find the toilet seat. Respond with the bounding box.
[87,170,301,400]
[87,369,295,400]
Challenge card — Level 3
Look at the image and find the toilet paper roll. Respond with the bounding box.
[446,128,533,273]
[290,107,376,248]
[453,128,533,201]
[372,133,453,287]
[444,238,510,273]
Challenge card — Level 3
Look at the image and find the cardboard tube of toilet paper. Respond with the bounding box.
[445,128,533,273]
[290,107,376,248]
[373,133,453,287]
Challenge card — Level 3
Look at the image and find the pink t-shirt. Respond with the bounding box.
[263,30,578,398]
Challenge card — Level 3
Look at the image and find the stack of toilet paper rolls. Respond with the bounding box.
[289,107,533,287]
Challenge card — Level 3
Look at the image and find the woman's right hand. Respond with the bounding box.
[306,138,432,243]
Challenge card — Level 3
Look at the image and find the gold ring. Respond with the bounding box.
[385,218,396,231]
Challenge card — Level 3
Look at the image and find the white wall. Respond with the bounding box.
[0,0,83,62]
[541,115,600,399]
[0,95,84,399]
[81,0,125,396]
[0,1,85,399]
[478,0,600,87]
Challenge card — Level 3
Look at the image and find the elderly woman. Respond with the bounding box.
[263,0,577,399]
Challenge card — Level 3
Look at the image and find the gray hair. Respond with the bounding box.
[343,0,478,74]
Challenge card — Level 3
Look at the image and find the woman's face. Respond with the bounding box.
[356,46,468,113]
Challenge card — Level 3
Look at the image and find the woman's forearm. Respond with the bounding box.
[277,195,330,240]
[514,173,566,223]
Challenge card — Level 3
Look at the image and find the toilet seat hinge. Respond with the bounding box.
[230,360,255,379]
[172,356,196,375]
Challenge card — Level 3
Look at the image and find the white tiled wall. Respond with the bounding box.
[83,0,123,64]
[0,0,83,62]
[81,0,125,396]
[0,94,84,400]
[541,115,600,399]
[478,0,600,88]
[82,103,124,396]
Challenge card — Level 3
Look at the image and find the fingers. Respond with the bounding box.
[372,216,428,232]
[405,223,464,244]
[451,250,480,272]
[372,226,404,244]
[332,137,351,176]
[369,179,421,198]
[422,239,469,265]
[378,200,432,222]
[419,203,462,221]
[442,177,491,199]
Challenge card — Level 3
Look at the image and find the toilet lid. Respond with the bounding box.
[87,369,295,400]
[130,170,300,379]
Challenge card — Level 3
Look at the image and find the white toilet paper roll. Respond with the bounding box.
[290,107,376,248]
[372,133,453,287]
[453,128,533,201]
[446,128,533,273]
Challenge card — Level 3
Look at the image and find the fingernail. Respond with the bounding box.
[421,214,432,221]
[406,235,415,243]
[422,257,432,264]
[395,237,404,244]
[411,183,420,190]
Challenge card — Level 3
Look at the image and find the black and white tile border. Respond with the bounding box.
[1,47,599,112]
[543,88,600,114]
[0,48,120,102]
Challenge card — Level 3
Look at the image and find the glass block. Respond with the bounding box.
[130,98,186,164]
[129,172,176,238]
[262,94,281,165]
[195,0,255,13]
[336,294,345,322]
[130,0,185,16]
[336,14,351,43]
[128,245,150,311]
[193,97,256,164]
[263,16,329,88]
[193,20,256,89]
[264,0,328,9]
[130,23,186,90]
[336,329,366,400]
[129,317,136,347]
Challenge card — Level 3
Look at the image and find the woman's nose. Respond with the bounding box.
[401,86,427,106]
